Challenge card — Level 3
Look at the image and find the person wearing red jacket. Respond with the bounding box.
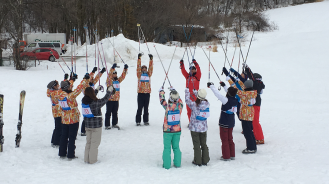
[180,59,201,123]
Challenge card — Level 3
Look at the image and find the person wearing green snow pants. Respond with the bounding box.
[159,86,183,169]
[163,132,182,169]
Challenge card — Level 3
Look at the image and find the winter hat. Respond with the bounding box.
[47,80,58,90]
[227,87,238,97]
[197,89,207,100]
[244,80,253,89]
[170,90,180,101]
[141,65,147,69]
[253,73,262,81]
[61,81,71,90]
[189,65,196,70]
[112,70,117,74]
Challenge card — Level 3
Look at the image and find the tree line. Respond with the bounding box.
[0,0,314,69]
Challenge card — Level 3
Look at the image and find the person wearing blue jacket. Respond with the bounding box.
[208,81,238,161]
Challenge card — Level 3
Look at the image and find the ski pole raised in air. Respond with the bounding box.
[201,47,222,82]
[138,25,150,54]
[162,46,177,88]
[154,45,172,87]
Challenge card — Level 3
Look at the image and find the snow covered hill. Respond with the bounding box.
[1,1,329,184]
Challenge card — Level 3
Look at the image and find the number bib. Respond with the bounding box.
[140,73,150,82]
[167,110,180,125]
[113,81,120,91]
[58,97,71,111]
[196,108,210,121]
[224,106,237,114]
[82,103,94,118]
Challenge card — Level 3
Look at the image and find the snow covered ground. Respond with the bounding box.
[1,1,329,184]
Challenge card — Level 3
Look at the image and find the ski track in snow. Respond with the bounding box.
[1,1,329,183]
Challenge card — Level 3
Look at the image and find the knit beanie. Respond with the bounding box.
[61,81,71,90]
[197,89,207,100]
[244,80,253,89]
[47,80,58,90]
[253,73,262,80]
[170,90,180,101]
[227,87,238,97]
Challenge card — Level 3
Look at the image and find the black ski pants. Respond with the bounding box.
[81,120,86,133]
[241,120,257,151]
[59,122,79,158]
[105,101,119,127]
[51,117,62,145]
[135,93,150,123]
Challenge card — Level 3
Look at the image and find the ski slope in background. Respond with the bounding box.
[1,1,329,184]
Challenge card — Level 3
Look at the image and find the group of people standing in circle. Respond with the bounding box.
[46,52,265,168]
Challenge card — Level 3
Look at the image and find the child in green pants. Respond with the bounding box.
[159,87,183,169]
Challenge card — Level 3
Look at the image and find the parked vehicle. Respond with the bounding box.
[20,48,59,62]
[19,33,67,53]
[24,42,62,55]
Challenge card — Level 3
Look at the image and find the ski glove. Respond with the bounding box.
[107,86,116,94]
[84,73,90,80]
[112,63,117,69]
[92,67,98,73]
[148,54,153,60]
[207,82,214,88]
[222,67,229,76]
[180,60,184,66]
[192,59,197,65]
[124,64,128,69]
[230,68,239,77]
[138,53,142,59]
[64,73,69,80]
[220,82,226,87]
[100,67,106,73]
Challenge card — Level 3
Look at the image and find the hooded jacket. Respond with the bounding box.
[185,89,210,133]
[82,91,112,128]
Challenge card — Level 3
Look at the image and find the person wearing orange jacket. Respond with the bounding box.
[47,79,62,148]
[180,59,201,124]
[58,73,90,160]
[135,53,153,126]
[104,63,128,130]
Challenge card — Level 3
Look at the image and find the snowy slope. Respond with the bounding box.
[1,1,329,184]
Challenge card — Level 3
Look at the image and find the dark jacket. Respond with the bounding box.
[82,91,112,128]
[219,96,238,128]
[245,66,265,106]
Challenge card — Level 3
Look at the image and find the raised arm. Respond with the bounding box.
[209,85,228,104]
[180,60,189,79]
[106,68,115,87]
[159,89,168,110]
[244,65,255,82]
[94,90,112,108]
[148,54,154,77]
[193,59,201,80]
[69,78,89,99]
[137,54,142,78]
[185,88,197,112]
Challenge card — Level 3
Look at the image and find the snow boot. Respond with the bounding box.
[81,132,86,136]
[105,126,111,130]
[220,156,231,161]
[230,157,235,160]
[112,125,120,130]
[256,140,265,145]
[242,149,257,154]
[136,122,141,126]
[192,161,201,167]
[68,156,78,161]
[144,122,149,126]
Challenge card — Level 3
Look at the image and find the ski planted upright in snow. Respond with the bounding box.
[15,91,26,148]
[0,94,4,152]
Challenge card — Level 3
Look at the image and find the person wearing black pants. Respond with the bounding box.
[59,123,79,158]
[241,120,257,151]
[105,101,119,128]
[136,93,150,124]
[104,64,128,130]
[135,53,153,126]
[51,117,62,146]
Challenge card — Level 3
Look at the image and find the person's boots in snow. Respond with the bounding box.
[81,132,86,136]
[136,122,141,126]
[144,122,149,126]
[112,125,120,130]
[220,156,231,161]
[105,126,111,130]
[256,140,265,145]
[242,149,257,154]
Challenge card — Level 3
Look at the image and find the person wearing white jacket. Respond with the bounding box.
[185,88,210,166]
